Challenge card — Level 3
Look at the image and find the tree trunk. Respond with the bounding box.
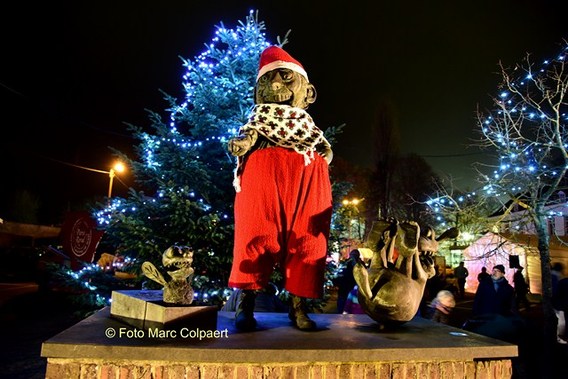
[534,209,556,377]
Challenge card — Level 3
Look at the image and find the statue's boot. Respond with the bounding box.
[235,289,257,331]
[288,295,316,331]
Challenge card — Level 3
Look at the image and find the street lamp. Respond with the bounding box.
[48,157,127,201]
[342,198,361,207]
[71,161,126,201]
[107,162,126,199]
[341,197,364,255]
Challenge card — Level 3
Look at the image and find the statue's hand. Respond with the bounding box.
[320,145,333,164]
[228,129,258,156]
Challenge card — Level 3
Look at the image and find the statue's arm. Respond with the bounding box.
[228,129,258,157]
[316,140,333,164]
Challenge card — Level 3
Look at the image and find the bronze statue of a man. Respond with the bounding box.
[227,46,333,331]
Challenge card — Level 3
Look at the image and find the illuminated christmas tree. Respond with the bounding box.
[90,10,273,305]
[52,10,345,310]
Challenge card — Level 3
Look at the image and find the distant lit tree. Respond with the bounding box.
[475,40,568,353]
[329,156,366,254]
[425,186,499,254]
[5,189,41,224]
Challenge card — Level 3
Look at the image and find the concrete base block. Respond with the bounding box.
[42,309,519,379]
[110,290,217,330]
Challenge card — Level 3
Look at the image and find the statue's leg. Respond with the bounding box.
[396,222,420,277]
[385,231,397,267]
[353,262,372,299]
[365,222,396,291]
[289,294,316,331]
[413,251,428,283]
[235,290,257,331]
[367,220,396,268]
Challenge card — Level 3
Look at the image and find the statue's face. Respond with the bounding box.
[162,245,193,268]
[255,68,316,109]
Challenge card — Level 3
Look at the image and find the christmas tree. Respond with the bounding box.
[61,10,344,308]
[88,10,273,305]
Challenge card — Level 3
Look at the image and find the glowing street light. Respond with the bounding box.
[69,161,126,201]
[49,157,128,202]
[342,198,361,207]
[341,198,364,254]
[107,162,126,199]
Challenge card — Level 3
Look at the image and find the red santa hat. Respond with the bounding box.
[257,45,309,82]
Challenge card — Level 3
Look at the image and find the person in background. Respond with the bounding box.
[552,262,567,344]
[512,266,530,311]
[477,267,491,283]
[342,285,365,314]
[464,265,527,356]
[553,275,568,344]
[444,273,459,297]
[472,264,515,317]
[453,261,469,298]
[427,290,456,324]
[552,262,565,290]
[335,250,360,314]
[422,264,444,316]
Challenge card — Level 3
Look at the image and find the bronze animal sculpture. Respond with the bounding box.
[141,245,195,305]
[353,219,458,327]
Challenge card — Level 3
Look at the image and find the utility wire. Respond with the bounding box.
[39,155,130,189]
[0,81,25,97]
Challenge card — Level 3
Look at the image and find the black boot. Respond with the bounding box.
[235,290,257,331]
[288,295,316,331]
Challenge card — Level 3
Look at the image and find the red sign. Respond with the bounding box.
[61,211,104,269]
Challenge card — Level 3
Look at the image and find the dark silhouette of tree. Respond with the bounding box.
[367,98,401,224]
[366,99,439,230]
[393,153,438,223]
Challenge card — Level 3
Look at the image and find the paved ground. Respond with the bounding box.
[0,287,83,379]
[448,292,568,379]
[1,286,567,379]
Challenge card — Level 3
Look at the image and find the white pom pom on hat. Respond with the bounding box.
[256,45,309,82]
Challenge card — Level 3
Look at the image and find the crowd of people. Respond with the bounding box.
[335,258,546,327]
[422,261,568,348]
[330,253,568,346]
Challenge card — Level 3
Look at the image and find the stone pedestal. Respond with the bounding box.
[110,290,217,330]
[42,309,517,378]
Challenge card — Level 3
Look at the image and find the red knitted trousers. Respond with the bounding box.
[228,147,332,299]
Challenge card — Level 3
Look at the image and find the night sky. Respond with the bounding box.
[2,1,567,222]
